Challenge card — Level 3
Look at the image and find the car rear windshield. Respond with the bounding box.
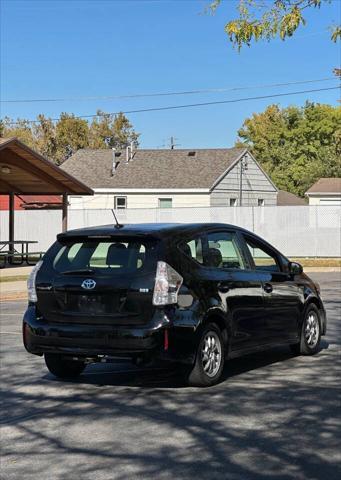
[52,238,159,275]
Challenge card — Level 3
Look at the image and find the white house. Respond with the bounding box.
[305,178,341,206]
[61,147,278,209]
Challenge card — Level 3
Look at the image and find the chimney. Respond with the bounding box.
[126,142,135,163]
[126,145,131,163]
[111,148,116,175]
[111,149,121,175]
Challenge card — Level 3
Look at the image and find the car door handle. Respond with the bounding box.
[217,282,230,293]
[263,283,273,294]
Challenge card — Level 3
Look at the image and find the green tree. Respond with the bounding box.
[89,111,140,149]
[1,117,36,148]
[210,0,340,50]
[55,113,90,163]
[0,111,139,164]
[236,102,341,196]
[33,115,58,160]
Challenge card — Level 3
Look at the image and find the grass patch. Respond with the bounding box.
[289,258,341,267]
[0,275,29,283]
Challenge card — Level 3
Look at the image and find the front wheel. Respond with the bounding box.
[187,323,225,387]
[45,353,86,379]
[290,304,321,355]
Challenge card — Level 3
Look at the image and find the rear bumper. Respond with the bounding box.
[23,305,195,364]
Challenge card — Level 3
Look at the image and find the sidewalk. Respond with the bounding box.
[0,267,32,302]
[0,281,28,302]
[0,266,33,278]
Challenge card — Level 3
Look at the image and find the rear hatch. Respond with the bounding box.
[36,235,160,325]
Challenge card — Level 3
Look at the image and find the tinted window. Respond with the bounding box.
[179,236,204,264]
[244,237,280,272]
[205,232,245,269]
[52,239,158,274]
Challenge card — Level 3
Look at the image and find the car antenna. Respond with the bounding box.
[111,209,124,229]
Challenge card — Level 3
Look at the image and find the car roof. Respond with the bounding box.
[56,222,287,260]
[58,222,246,240]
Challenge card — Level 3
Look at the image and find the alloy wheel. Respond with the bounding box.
[201,331,222,377]
[305,312,319,348]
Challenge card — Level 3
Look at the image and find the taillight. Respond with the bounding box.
[153,261,183,306]
[27,260,43,303]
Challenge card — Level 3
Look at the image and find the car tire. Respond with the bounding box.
[290,304,321,356]
[187,323,225,387]
[45,353,86,379]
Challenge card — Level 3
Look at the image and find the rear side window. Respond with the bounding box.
[179,231,245,270]
[179,236,204,264]
[52,239,158,274]
[205,232,245,269]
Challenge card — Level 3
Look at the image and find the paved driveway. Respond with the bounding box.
[1,273,340,480]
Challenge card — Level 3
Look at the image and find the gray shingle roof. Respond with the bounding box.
[277,190,307,206]
[60,148,246,189]
[306,178,341,194]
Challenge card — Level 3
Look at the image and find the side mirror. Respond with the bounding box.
[289,261,303,276]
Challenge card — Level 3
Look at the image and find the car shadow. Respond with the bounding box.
[43,340,329,389]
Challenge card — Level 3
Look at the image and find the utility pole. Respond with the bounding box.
[168,136,180,149]
[239,155,248,206]
[239,160,243,207]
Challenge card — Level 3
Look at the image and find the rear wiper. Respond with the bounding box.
[61,269,95,275]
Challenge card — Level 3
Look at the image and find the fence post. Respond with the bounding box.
[62,194,68,232]
[9,193,15,253]
[315,206,318,259]
[252,206,255,232]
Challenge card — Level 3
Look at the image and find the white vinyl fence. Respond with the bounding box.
[0,206,340,257]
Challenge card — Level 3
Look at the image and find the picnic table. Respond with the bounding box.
[0,240,44,268]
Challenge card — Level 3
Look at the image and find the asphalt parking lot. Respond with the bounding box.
[0,272,340,480]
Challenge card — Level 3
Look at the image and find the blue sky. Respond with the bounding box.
[1,0,340,148]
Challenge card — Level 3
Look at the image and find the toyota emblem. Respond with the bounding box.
[81,279,96,290]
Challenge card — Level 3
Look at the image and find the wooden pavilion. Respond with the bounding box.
[0,137,93,250]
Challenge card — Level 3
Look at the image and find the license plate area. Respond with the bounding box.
[78,293,122,315]
[57,292,124,315]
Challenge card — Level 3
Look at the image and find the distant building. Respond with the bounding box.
[61,147,278,209]
[0,195,62,210]
[277,190,307,206]
[305,178,341,206]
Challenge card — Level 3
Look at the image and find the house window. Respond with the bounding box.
[258,199,265,206]
[230,198,237,207]
[159,198,172,208]
[114,196,127,209]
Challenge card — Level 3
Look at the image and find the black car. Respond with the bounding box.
[23,223,326,387]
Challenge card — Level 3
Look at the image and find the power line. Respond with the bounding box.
[0,77,337,103]
[4,86,339,125]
